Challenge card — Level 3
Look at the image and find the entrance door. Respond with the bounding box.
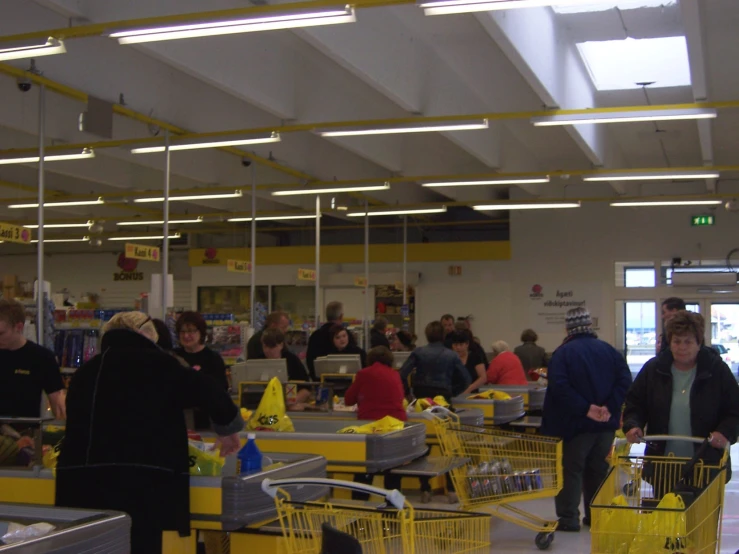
[624,301,656,375]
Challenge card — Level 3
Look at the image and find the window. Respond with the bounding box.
[625,267,656,288]
[624,302,656,372]
[576,36,691,90]
[553,0,675,14]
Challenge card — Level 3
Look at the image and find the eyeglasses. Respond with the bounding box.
[179,328,199,335]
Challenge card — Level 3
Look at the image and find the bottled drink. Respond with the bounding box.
[237,433,263,475]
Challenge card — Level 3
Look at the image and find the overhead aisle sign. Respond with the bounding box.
[0,222,31,244]
[298,268,316,281]
[125,243,160,262]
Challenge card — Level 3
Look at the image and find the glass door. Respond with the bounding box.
[624,301,657,375]
[710,303,739,375]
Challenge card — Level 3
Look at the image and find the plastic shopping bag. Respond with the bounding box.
[593,495,633,554]
[630,493,689,554]
[408,396,450,413]
[246,377,295,432]
[42,441,62,470]
[337,416,406,434]
[469,390,512,400]
[188,440,225,476]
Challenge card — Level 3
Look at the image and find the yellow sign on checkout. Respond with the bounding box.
[354,277,368,287]
[227,259,252,273]
[125,243,160,262]
[0,222,32,245]
[298,268,316,281]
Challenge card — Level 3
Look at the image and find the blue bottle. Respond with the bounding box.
[237,433,263,475]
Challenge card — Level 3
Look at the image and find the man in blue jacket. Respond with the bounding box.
[542,307,632,532]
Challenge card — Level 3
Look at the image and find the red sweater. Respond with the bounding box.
[486,351,528,385]
[344,362,408,422]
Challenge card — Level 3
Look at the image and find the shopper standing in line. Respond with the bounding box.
[56,311,242,554]
[657,297,686,354]
[370,317,391,349]
[440,314,455,338]
[445,320,489,366]
[174,311,229,429]
[486,341,528,385]
[514,329,548,373]
[306,301,358,380]
[390,330,416,352]
[246,311,290,360]
[542,307,632,532]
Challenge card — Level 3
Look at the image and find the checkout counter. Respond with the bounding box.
[478,384,547,415]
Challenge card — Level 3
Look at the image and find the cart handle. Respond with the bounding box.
[261,477,407,510]
[419,406,460,422]
[614,434,717,447]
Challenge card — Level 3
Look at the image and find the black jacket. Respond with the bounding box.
[56,329,241,550]
[306,322,358,378]
[623,346,739,475]
[370,329,390,349]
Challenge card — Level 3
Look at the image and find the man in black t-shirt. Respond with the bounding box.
[0,299,65,419]
[259,328,312,406]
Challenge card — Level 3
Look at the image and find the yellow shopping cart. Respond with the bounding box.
[262,477,491,554]
[591,435,728,554]
[425,407,563,550]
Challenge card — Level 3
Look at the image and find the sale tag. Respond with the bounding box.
[0,222,32,245]
[298,268,316,281]
[354,276,367,287]
[227,259,252,273]
[125,243,160,262]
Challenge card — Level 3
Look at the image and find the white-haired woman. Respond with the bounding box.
[486,340,528,385]
[56,311,243,554]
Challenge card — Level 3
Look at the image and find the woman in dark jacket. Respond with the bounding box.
[328,324,367,367]
[623,311,739,475]
[56,312,242,554]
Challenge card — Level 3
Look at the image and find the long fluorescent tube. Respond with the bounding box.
[24,221,92,229]
[423,177,550,187]
[0,37,66,62]
[474,202,581,210]
[117,217,204,226]
[272,183,391,196]
[110,8,356,44]
[9,197,104,209]
[584,170,720,182]
[531,108,717,127]
[347,207,447,217]
[134,190,242,203]
[0,149,95,166]
[31,236,90,244]
[131,133,280,154]
[318,120,488,137]
[227,214,318,222]
[420,0,612,15]
[611,200,723,207]
[108,234,182,241]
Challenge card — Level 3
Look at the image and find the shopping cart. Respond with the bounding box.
[591,435,729,554]
[425,407,563,550]
[262,477,492,554]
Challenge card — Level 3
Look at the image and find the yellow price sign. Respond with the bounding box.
[125,243,160,262]
[354,276,367,287]
[227,259,252,273]
[298,268,316,281]
[0,222,32,245]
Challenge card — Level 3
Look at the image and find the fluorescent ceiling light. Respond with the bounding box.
[474,202,581,210]
[272,183,391,196]
[9,197,104,209]
[0,37,66,61]
[131,133,280,154]
[108,234,182,241]
[611,200,722,207]
[117,217,204,226]
[577,37,691,91]
[110,8,356,44]
[134,190,242,203]
[347,207,448,217]
[552,0,676,15]
[531,108,716,126]
[423,177,550,187]
[0,148,95,166]
[420,0,600,15]
[31,236,90,244]
[584,170,719,182]
[24,221,92,229]
[317,120,488,137]
[227,214,317,222]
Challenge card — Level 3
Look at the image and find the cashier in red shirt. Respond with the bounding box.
[344,346,407,422]
[487,340,528,385]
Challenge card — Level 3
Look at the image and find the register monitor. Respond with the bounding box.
[313,355,363,379]
[392,351,412,370]
[230,359,288,389]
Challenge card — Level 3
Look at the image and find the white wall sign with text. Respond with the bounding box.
[525,282,602,331]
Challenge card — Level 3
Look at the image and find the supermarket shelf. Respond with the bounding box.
[55,321,102,330]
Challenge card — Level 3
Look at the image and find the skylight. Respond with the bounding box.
[577,36,691,90]
[553,0,676,15]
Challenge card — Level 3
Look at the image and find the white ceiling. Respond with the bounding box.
[0,0,737,241]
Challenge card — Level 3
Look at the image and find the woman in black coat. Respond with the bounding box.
[56,312,242,554]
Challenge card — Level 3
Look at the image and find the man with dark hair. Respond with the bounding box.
[370,317,390,349]
[256,328,311,405]
[440,314,455,337]
[306,301,357,380]
[246,311,290,359]
[0,299,66,420]
[444,320,488,366]
[658,297,687,353]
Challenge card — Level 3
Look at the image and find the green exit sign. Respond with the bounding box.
[691,215,715,226]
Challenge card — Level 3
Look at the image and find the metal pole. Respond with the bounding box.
[402,215,408,306]
[36,85,45,346]
[162,129,170,320]
[250,165,256,330]
[315,195,320,329]
[364,201,370,351]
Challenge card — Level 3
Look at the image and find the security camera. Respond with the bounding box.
[16,77,32,92]
[241,157,252,168]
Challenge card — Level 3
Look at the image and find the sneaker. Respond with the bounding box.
[582,517,591,527]
[421,491,432,504]
[447,492,459,504]
[557,519,581,532]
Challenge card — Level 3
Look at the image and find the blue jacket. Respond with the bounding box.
[542,334,632,441]
[399,342,471,396]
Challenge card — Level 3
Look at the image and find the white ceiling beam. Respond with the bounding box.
[681,0,715,192]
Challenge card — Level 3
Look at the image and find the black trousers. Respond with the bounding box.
[352,472,403,500]
[555,430,614,526]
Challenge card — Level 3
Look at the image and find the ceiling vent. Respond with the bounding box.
[671,271,737,287]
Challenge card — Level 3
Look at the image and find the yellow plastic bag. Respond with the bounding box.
[188,441,225,476]
[246,377,295,432]
[630,493,689,554]
[433,396,449,407]
[593,495,633,554]
[42,441,62,470]
[410,396,449,412]
[337,416,406,434]
[469,390,512,400]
